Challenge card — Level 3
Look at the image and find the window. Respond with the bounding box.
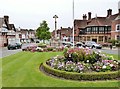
[116,35,120,40]
[99,27,104,33]
[116,24,120,30]
[99,36,103,42]
[86,27,91,34]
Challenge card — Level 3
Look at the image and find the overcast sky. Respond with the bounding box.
[0,0,119,32]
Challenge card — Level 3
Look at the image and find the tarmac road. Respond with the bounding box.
[0,44,119,58]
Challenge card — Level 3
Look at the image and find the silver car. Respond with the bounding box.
[85,41,102,49]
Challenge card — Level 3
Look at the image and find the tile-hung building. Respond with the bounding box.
[74,2,120,43]
[0,16,16,47]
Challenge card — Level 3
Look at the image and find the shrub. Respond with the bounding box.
[42,63,120,80]
[108,39,119,46]
[101,43,109,47]
[38,43,47,48]
[47,47,53,51]
[115,42,120,47]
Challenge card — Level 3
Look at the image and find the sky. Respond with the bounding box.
[0,0,119,32]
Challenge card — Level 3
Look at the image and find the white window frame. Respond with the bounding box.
[116,24,120,31]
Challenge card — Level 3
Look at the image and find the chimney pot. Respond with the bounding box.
[107,9,112,17]
[88,12,91,20]
[4,15,9,24]
[83,14,87,20]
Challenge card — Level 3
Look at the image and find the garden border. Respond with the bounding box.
[40,62,120,81]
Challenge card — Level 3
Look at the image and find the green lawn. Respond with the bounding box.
[2,51,119,87]
[0,58,2,88]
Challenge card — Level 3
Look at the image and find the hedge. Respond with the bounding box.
[41,62,120,81]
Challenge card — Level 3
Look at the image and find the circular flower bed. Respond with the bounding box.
[46,48,119,73]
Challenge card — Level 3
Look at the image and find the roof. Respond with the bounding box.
[8,24,16,31]
[107,13,119,20]
[29,29,35,31]
[115,14,120,20]
[74,20,87,28]
[75,13,119,28]
[87,17,108,26]
[0,18,4,28]
[20,29,28,31]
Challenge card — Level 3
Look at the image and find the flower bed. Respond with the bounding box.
[22,46,64,52]
[46,48,119,73]
[41,63,120,80]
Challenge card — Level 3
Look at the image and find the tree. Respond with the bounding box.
[36,20,51,43]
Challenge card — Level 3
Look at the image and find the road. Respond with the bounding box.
[0,44,119,58]
[94,48,119,55]
[0,43,38,58]
[0,47,21,58]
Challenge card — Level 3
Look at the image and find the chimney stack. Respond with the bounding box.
[88,12,91,20]
[83,14,87,20]
[107,9,112,17]
[4,15,9,24]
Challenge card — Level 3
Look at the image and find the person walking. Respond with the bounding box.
[110,43,112,49]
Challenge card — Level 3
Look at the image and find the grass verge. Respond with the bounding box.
[2,51,119,87]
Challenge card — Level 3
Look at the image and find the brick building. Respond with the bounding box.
[52,27,73,42]
[52,1,120,44]
[74,2,120,43]
[20,28,36,43]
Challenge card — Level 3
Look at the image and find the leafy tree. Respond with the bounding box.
[36,20,51,43]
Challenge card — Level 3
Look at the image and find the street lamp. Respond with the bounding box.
[53,15,58,39]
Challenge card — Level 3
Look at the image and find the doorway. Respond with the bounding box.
[92,39,97,42]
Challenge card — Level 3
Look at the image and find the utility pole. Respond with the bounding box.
[73,0,75,48]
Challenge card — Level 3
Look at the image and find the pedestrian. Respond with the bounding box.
[110,43,112,49]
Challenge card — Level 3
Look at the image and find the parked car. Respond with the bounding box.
[75,42,86,48]
[8,43,22,50]
[15,43,22,49]
[62,42,75,48]
[85,41,102,49]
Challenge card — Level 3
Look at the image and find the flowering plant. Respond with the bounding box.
[47,48,119,73]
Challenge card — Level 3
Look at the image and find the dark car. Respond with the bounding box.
[8,43,22,50]
[75,42,86,48]
[15,43,22,49]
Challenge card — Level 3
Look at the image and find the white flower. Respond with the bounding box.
[98,50,101,53]
[36,47,43,51]
[114,61,116,63]
[102,65,106,69]
[55,58,58,61]
[87,60,89,63]
[110,64,114,67]
[69,54,71,57]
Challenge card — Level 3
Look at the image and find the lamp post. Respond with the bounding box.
[72,0,75,48]
[53,15,58,39]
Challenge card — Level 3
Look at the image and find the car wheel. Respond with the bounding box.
[92,45,95,49]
